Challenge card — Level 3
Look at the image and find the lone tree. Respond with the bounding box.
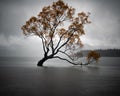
[21,0,100,66]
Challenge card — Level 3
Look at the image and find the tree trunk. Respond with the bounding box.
[37,57,48,66]
[37,54,54,66]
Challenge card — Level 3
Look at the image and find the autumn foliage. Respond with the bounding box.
[21,0,99,66]
[87,51,101,64]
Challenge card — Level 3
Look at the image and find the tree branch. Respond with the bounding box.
[53,56,96,66]
[47,14,67,54]
[58,50,73,61]
[40,36,46,53]
[55,33,73,54]
[54,31,67,50]
[53,56,78,65]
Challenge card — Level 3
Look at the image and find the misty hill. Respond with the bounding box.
[82,49,120,57]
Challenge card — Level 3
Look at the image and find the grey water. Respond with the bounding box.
[0,57,120,96]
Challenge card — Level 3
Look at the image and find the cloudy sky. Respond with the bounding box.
[0,0,120,57]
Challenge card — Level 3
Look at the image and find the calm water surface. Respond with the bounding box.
[0,57,120,96]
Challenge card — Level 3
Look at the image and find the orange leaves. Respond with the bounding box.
[67,7,75,20]
[67,12,90,37]
[68,21,85,36]
[37,19,42,23]
[22,0,90,38]
[25,21,30,27]
[21,15,40,36]
[21,25,27,30]
[78,12,91,24]
[58,28,66,36]
[21,0,91,56]
[52,0,68,10]
[52,0,69,19]
[87,51,101,63]
[42,22,51,29]
[63,4,69,10]
[21,25,29,35]
[56,0,64,6]
[78,12,86,17]
[50,13,56,19]
[68,33,83,47]
[49,31,54,38]
[38,12,43,17]
[42,6,50,12]
[29,16,37,23]
[30,26,38,32]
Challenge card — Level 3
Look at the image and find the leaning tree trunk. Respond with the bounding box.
[37,54,54,66]
[37,57,48,66]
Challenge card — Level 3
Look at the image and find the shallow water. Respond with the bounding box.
[0,57,120,96]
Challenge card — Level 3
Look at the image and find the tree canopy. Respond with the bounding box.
[21,0,100,66]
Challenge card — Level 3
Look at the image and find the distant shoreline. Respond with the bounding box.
[82,49,120,57]
[0,49,120,57]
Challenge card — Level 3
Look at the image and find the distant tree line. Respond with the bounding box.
[82,49,120,57]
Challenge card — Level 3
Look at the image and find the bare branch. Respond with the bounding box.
[40,36,46,53]
[58,50,73,60]
[53,56,78,65]
[54,31,67,50]
[47,13,67,54]
[55,32,73,54]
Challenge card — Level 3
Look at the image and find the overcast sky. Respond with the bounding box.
[0,0,120,57]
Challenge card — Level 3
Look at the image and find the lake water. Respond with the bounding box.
[0,57,120,96]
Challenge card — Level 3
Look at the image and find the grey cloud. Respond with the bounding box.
[0,0,56,37]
